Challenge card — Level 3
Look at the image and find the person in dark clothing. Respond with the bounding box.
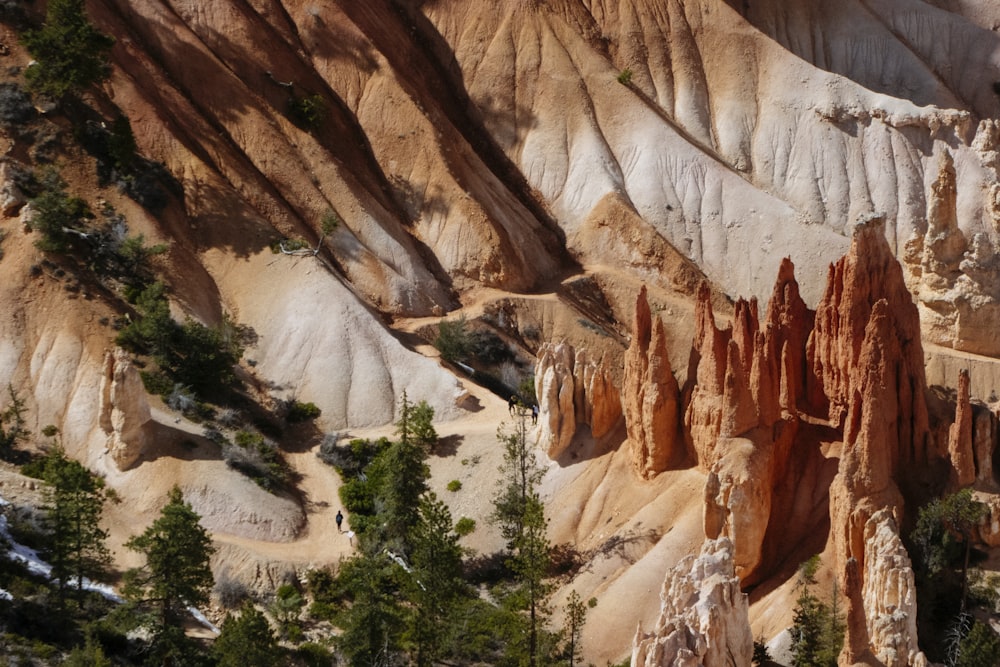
[531,404,538,424]
[508,394,518,415]
[335,510,344,533]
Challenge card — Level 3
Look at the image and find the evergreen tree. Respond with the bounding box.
[912,488,988,614]
[63,629,111,667]
[406,493,469,666]
[214,602,281,667]
[28,168,91,253]
[41,446,112,607]
[492,413,543,550]
[123,485,215,629]
[0,384,29,459]
[563,590,590,667]
[789,557,844,667]
[367,436,428,552]
[335,551,406,667]
[395,391,437,451]
[21,0,114,101]
[507,493,553,667]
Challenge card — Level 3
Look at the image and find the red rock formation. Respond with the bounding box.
[631,538,752,667]
[808,214,931,464]
[805,219,931,661]
[948,369,975,488]
[685,283,732,466]
[764,257,814,415]
[623,287,683,478]
[973,406,995,485]
[720,340,757,438]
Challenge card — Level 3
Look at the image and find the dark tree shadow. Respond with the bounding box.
[432,433,464,457]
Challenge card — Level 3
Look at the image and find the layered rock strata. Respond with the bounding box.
[631,538,752,667]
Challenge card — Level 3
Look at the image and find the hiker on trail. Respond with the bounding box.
[531,404,538,425]
[508,394,518,415]
[336,510,344,533]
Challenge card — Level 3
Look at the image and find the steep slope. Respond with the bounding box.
[2,0,1000,664]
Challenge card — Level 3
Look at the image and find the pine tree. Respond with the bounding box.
[406,493,469,666]
[492,412,543,550]
[42,446,112,607]
[564,590,590,667]
[123,485,215,629]
[21,0,114,101]
[367,436,428,552]
[335,551,406,667]
[0,384,29,460]
[214,602,282,667]
[789,557,843,667]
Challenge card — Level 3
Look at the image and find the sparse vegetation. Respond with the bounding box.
[287,93,325,130]
[455,516,475,536]
[911,488,998,663]
[26,168,91,253]
[21,0,115,102]
[435,315,472,363]
[447,479,462,492]
[0,81,35,127]
[0,383,30,460]
[286,399,321,423]
[617,68,633,85]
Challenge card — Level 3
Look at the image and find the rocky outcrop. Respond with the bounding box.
[0,160,26,217]
[622,287,682,477]
[907,150,1000,356]
[684,283,732,468]
[98,348,152,470]
[861,510,928,667]
[973,406,995,486]
[536,342,622,460]
[818,218,936,664]
[631,538,752,667]
[808,214,930,464]
[948,369,975,488]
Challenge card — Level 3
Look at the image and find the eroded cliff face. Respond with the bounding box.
[618,212,999,662]
[3,1,1000,663]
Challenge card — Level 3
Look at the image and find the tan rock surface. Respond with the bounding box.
[862,510,927,667]
[99,348,153,471]
[631,538,752,667]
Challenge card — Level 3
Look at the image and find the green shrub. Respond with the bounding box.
[286,400,320,423]
[22,0,115,101]
[455,517,475,536]
[435,315,471,363]
[296,642,334,667]
[617,68,633,85]
[447,480,462,492]
[287,93,325,130]
[27,169,91,253]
